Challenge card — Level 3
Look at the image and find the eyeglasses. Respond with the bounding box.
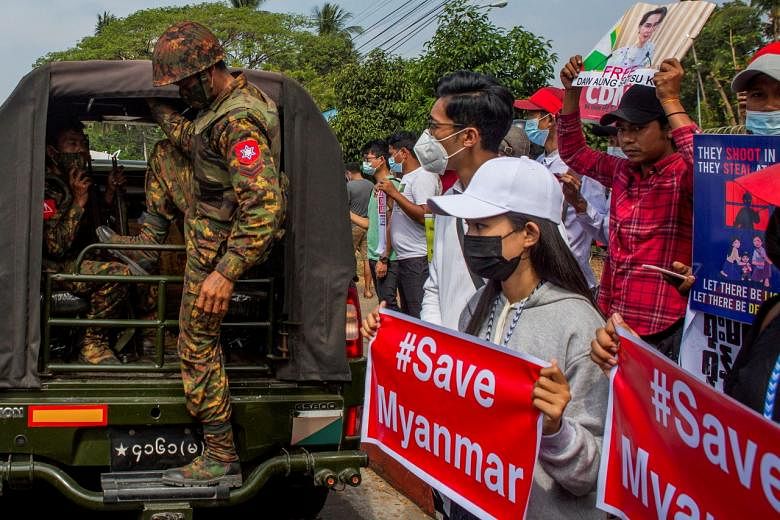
[427,117,465,132]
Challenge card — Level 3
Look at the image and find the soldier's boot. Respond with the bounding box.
[96,225,158,275]
[162,425,241,488]
[78,331,120,365]
[141,328,179,363]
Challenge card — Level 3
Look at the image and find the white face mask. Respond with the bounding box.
[413,128,468,175]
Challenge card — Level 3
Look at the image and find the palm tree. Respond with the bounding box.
[312,3,363,37]
[230,0,263,8]
[95,11,117,35]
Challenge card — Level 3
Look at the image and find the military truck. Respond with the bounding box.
[0,60,366,519]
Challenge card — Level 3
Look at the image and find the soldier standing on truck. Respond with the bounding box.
[143,21,285,488]
[43,117,131,365]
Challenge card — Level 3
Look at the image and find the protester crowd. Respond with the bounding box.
[352,40,780,518]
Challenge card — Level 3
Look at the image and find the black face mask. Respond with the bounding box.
[56,151,89,173]
[463,231,522,281]
[179,72,214,109]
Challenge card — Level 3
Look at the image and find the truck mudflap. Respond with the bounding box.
[0,450,367,511]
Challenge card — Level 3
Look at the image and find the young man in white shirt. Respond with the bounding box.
[417,71,515,329]
[376,131,441,318]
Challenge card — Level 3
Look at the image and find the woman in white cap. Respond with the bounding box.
[363,156,607,519]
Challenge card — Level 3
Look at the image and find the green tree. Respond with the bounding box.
[312,3,363,37]
[35,3,356,110]
[412,0,554,95]
[329,50,412,160]
[329,0,555,159]
[406,0,555,128]
[95,11,117,36]
[681,1,765,129]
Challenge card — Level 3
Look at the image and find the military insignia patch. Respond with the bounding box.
[234,139,261,165]
[43,198,57,220]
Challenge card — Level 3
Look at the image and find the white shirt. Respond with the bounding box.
[537,150,609,288]
[391,167,441,260]
[421,181,482,329]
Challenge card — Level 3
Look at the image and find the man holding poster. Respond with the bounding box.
[363,157,607,519]
[559,56,698,356]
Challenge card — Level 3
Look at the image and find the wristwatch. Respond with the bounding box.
[379,256,389,264]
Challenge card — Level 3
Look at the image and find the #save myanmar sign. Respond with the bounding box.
[598,331,780,519]
[362,310,545,519]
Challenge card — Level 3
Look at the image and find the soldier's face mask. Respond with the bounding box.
[178,70,216,109]
[56,152,89,173]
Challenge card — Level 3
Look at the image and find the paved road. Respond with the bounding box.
[320,468,430,519]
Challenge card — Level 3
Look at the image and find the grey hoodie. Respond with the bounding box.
[458,282,608,520]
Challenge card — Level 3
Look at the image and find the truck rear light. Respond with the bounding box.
[345,284,363,358]
[344,405,363,437]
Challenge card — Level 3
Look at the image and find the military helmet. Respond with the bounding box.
[152,21,226,87]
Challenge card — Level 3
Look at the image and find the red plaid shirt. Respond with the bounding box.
[558,112,698,336]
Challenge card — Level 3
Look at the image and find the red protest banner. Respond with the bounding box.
[362,309,546,520]
[597,330,780,519]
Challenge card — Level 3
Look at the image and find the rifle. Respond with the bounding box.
[112,154,128,235]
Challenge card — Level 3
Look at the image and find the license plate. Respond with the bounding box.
[109,426,204,471]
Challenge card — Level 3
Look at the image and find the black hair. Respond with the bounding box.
[46,115,85,146]
[465,212,600,336]
[345,161,362,174]
[435,71,514,153]
[361,139,390,165]
[640,7,667,26]
[387,131,418,153]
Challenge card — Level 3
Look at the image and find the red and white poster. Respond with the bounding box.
[362,309,546,519]
[575,1,714,122]
[597,330,780,519]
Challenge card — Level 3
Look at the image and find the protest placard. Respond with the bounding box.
[678,308,750,392]
[575,1,714,123]
[362,309,546,520]
[689,134,780,323]
[597,330,780,519]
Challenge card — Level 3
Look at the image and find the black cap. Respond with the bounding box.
[599,85,665,126]
[589,124,618,137]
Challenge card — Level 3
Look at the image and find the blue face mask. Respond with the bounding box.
[388,156,403,174]
[361,161,377,176]
[746,110,780,136]
[524,116,550,147]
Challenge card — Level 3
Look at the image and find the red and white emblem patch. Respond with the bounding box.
[43,198,57,220]
[234,139,261,165]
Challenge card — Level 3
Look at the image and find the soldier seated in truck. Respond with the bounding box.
[43,116,132,365]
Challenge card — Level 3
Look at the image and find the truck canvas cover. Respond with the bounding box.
[0,60,353,387]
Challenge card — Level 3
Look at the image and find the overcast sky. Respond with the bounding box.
[0,0,720,103]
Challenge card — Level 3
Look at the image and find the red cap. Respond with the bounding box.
[513,86,564,115]
[735,163,780,207]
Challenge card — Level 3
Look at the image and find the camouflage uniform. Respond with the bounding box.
[107,138,193,249]
[150,73,285,466]
[44,166,130,364]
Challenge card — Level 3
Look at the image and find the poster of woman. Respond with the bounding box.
[576,1,715,122]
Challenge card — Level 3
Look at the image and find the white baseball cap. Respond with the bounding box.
[427,156,563,224]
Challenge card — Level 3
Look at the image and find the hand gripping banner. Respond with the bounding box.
[362,309,546,519]
[597,330,780,518]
